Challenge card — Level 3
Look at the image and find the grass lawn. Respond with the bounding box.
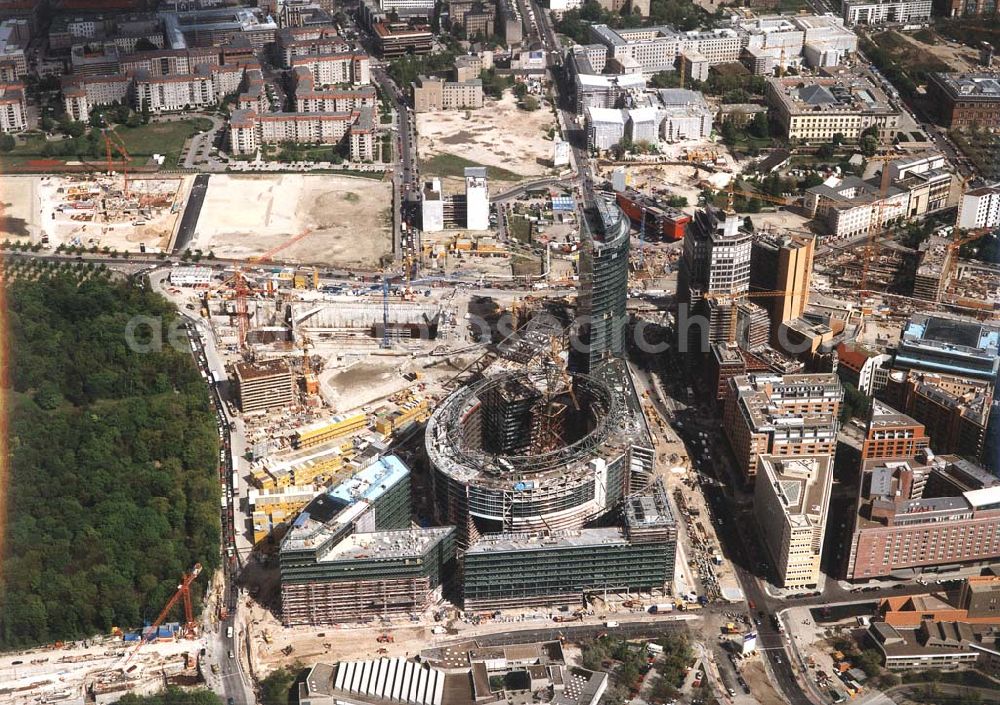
[115,118,213,161]
[507,215,532,244]
[420,152,522,182]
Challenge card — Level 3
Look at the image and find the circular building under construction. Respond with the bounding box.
[426,364,652,546]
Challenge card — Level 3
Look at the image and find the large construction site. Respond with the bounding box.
[0,174,190,252]
[189,174,394,267]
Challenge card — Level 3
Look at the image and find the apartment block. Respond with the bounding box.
[289,51,370,86]
[754,454,833,589]
[276,26,348,67]
[235,359,295,413]
[0,81,25,132]
[842,0,932,26]
[228,106,375,161]
[881,370,993,463]
[292,67,377,112]
[957,183,1000,230]
[766,75,900,142]
[846,453,1000,580]
[133,66,218,112]
[411,75,484,111]
[450,0,496,38]
[61,74,131,122]
[722,373,842,481]
[862,401,931,461]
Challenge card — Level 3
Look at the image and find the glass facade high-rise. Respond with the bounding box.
[575,197,630,373]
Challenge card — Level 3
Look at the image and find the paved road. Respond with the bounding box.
[173,173,210,253]
[460,619,689,648]
[182,317,252,705]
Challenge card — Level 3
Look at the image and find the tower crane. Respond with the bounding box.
[210,228,314,352]
[118,563,202,672]
[103,127,131,198]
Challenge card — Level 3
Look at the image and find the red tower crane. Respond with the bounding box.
[103,128,131,198]
[214,228,315,351]
[119,563,202,670]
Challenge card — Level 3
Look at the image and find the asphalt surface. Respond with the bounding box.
[185,319,251,705]
[173,173,210,253]
[465,620,688,647]
[370,64,417,266]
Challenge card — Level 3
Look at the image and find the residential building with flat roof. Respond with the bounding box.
[880,370,993,463]
[755,454,833,589]
[957,182,1000,230]
[862,401,930,461]
[841,0,932,26]
[723,373,842,481]
[411,75,484,111]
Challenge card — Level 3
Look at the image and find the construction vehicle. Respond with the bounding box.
[376,633,394,643]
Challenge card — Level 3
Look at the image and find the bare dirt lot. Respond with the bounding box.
[0,175,41,242]
[191,174,393,267]
[416,91,559,181]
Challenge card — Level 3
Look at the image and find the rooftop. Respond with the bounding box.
[931,72,1000,101]
[758,454,833,530]
[769,75,895,116]
[323,527,453,562]
[465,527,628,554]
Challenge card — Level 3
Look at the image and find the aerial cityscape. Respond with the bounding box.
[0,0,997,704]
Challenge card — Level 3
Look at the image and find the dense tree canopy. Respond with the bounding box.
[115,687,222,705]
[0,276,220,648]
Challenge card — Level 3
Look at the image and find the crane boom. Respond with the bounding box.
[119,563,202,670]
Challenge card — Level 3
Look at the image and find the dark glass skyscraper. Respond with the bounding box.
[575,197,630,373]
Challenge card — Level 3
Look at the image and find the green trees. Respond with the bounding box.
[0,277,220,648]
[116,687,222,705]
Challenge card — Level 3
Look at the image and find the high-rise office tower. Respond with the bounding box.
[677,207,752,350]
[575,197,630,373]
[465,166,490,230]
[750,232,815,337]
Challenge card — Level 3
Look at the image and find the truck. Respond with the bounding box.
[646,643,664,655]
[604,621,619,628]
[648,603,673,614]
[430,626,447,635]
[226,626,234,640]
